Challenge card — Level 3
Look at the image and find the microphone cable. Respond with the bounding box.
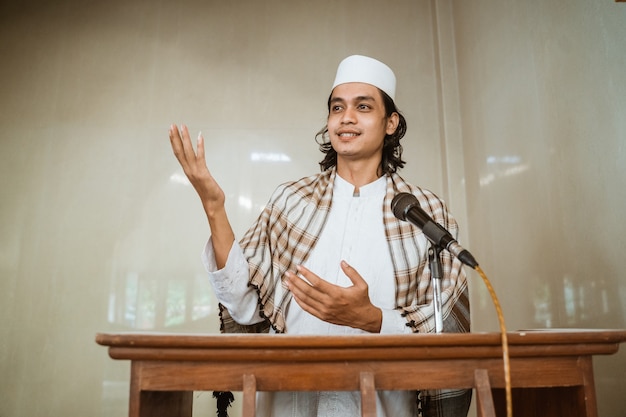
[472,264,512,417]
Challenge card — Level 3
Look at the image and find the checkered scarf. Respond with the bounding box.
[216,167,471,416]
[218,167,469,335]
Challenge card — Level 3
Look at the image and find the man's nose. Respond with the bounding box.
[341,107,357,123]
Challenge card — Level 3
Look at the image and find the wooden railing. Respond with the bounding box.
[96,329,626,417]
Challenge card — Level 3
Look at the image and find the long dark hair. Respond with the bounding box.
[315,88,407,174]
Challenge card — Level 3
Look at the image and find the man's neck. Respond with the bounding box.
[336,161,383,192]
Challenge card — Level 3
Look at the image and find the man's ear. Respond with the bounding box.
[386,112,400,135]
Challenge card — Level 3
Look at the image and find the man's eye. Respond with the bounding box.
[332,105,343,112]
[358,104,371,110]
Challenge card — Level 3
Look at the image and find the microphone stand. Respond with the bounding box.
[428,245,444,333]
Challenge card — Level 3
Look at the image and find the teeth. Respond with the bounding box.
[340,133,358,137]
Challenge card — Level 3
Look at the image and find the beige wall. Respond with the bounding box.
[448,1,626,415]
[0,0,624,416]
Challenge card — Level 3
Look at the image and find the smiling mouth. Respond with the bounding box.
[338,132,360,138]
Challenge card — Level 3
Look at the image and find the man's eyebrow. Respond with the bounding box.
[330,95,376,104]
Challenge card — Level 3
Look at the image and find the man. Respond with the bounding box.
[169,55,471,417]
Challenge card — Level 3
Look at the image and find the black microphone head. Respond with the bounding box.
[391,192,418,221]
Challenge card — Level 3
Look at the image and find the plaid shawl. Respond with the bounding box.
[219,167,469,335]
[216,167,471,416]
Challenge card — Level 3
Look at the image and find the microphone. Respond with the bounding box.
[391,192,478,268]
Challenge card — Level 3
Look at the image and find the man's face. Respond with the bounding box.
[327,82,398,167]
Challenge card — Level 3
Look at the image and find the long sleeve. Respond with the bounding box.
[201,238,265,325]
[379,309,413,334]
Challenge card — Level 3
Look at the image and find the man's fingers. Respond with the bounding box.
[196,131,205,161]
[179,124,198,159]
[169,124,193,162]
[169,124,184,156]
[340,260,367,287]
[169,124,208,171]
[294,265,321,286]
[286,269,325,304]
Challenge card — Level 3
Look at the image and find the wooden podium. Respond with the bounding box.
[96,329,626,417]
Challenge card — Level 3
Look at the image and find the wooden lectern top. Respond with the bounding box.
[96,329,626,362]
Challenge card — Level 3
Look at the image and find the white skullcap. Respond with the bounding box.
[331,55,396,101]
